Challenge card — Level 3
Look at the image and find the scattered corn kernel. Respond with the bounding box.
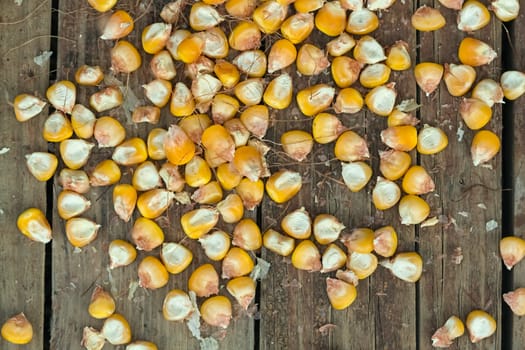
[465,310,496,343]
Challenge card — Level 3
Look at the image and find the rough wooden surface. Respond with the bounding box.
[0,2,51,349]
[510,7,525,350]
[1,0,521,349]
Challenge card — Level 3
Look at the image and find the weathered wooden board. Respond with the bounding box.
[51,1,254,349]
[417,3,503,350]
[510,7,525,350]
[0,2,51,349]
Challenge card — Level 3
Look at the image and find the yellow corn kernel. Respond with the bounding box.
[200,296,232,329]
[381,125,417,151]
[372,176,401,210]
[136,189,174,219]
[387,109,419,127]
[365,83,397,116]
[500,236,525,270]
[59,139,94,170]
[263,73,293,110]
[75,64,104,85]
[127,341,158,350]
[439,0,463,9]
[161,242,193,274]
[458,0,490,31]
[267,39,297,73]
[89,86,123,113]
[17,208,51,243]
[227,277,256,310]
[380,252,423,282]
[142,79,172,108]
[373,226,398,257]
[111,40,141,73]
[1,313,33,345]
[88,285,116,319]
[431,315,465,348]
[224,118,250,147]
[145,128,166,161]
[179,114,211,145]
[234,78,265,106]
[189,264,219,297]
[379,150,412,181]
[281,130,313,162]
[341,228,374,254]
[113,184,137,222]
[132,105,161,125]
[65,218,100,248]
[458,37,497,67]
[359,63,391,88]
[312,113,344,144]
[100,10,133,40]
[295,0,324,12]
[89,159,121,187]
[88,0,117,12]
[216,163,242,191]
[229,21,261,51]
[233,50,267,78]
[411,6,446,31]
[331,56,361,88]
[222,247,254,278]
[236,178,264,210]
[13,93,46,122]
[150,50,176,81]
[353,35,386,64]
[282,207,312,239]
[101,314,131,345]
[444,63,476,97]
[341,161,373,192]
[112,138,148,166]
[159,162,185,193]
[57,190,91,220]
[217,194,244,224]
[138,256,169,290]
[472,79,504,107]
[170,82,195,117]
[163,289,193,322]
[266,170,302,204]
[163,125,195,166]
[252,1,288,34]
[460,97,493,130]
[142,22,171,54]
[181,207,220,239]
[25,152,58,182]
[335,130,370,162]
[183,156,210,188]
[490,0,519,22]
[177,35,204,64]
[43,112,73,142]
[192,181,223,204]
[108,239,137,269]
[47,80,76,114]
[346,8,379,34]
[386,41,411,71]
[296,44,330,76]
[263,229,295,256]
[346,251,378,279]
[465,310,496,343]
[203,125,236,166]
[189,2,224,31]
[93,116,125,148]
[199,230,231,261]
[232,218,262,251]
[281,13,315,44]
[195,27,229,59]
[402,165,435,195]
[501,70,525,101]
[231,146,263,182]
[313,214,345,245]
[503,288,525,316]
[166,29,191,61]
[417,125,448,155]
[326,278,357,310]
[239,105,269,138]
[292,240,322,271]
[414,62,444,96]
[367,0,395,10]
[315,1,347,36]
[334,88,364,114]
[296,84,335,117]
[326,32,356,57]
[211,94,239,125]
[191,73,222,110]
[471,129,501,166]
[321,243,347,273]
[131,217,164,251]
[398,195,430,225]
[59,168,90,194]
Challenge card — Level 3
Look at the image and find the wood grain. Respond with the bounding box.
[0,2,51,349]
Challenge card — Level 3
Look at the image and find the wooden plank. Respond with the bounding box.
[417,4,503,350]
[509,7,525,350]
[51,1,253,349]
[0,2,51,349]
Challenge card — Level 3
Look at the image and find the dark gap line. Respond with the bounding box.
[254,205,262,350]
[500,15,515,350]
[44,0,60,349]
